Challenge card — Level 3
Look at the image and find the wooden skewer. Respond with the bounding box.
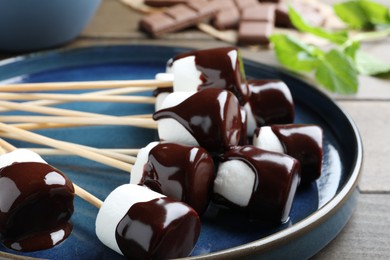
[0,85,157,113]
[0,93,156,104]
[0,132,137,164]
[0,115,157,129]
[9,114,153,131]
[24,148,140,156]
[0,79,172,92]
[0,138,103,209]
[0,100,152,118]
[0,122,133,172]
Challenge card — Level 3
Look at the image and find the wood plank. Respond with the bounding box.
[337,101,390,192]
[313,194,390,259]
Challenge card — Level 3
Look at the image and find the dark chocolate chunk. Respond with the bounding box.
[140,143,215,215]
[116,197,200,259]
[0,162,74,252]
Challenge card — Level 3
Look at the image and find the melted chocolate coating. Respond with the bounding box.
[173,47,249,105]
[270,124,323,184]
[153,88,242,154]
[217,146,300,222]
[141,142,215,215]
[0,162,74,251]
[248,79,294,126]
[115,197,200,260]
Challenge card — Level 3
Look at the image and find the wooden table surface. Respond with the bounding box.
[1,0,389,259]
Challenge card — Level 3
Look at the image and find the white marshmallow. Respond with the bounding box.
[154,73,174,111]
[214,160,255,207]
[253,127,284,154]
[172,56,202,92]
[95,184,165,255]
[130,142,159,184]
[156,92,199,147]
[244,103,257,136]
[0,149,47,169]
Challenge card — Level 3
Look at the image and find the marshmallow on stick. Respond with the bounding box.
[253,124,323,184]
[245,80,295,135]
[214,146,301,223]
[154,88,242,154]
[131,142,215,215]
[0,149,75,252]
[170,46,249,105]
[95,184,200,259]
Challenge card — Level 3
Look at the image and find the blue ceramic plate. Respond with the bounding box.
[0,45,362,259]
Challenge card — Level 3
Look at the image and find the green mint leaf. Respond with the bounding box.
[359,0,390,25]
[355,51,390,75]
[333,1,372,29]
[288,6,349,44]
[269,34,321,72]
[334,0,390,29]
[315,49,358,94]
[344,41,361,59]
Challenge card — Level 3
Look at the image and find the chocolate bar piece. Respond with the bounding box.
[241,4,276,22]
[139,1,218,37]
[211,0,240,30]
[238,21,273,45]
[238,3,275,45]
[234,0,258,11]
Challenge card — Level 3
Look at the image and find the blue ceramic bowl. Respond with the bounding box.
[0,0,101,52]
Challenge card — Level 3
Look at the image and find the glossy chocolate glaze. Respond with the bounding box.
[217,146,300,222]
[115,197,200,260]
[141,142,215,215]
[153,88,242,154]
[270,124,323,184]
[173,47,249,105]
[248,79,294,126]
[0,162,74,251]
[239,107,249,145]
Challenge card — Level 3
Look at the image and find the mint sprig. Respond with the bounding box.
[270,0,390,94]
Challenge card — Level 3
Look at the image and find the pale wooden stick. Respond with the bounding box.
[0,116,157,129]
[0,93,156,104]
[0,122,133,172]
[0,137,104,209]
[0,86,158,113]
[26,148,140,156]
[0,100,152,118]
[9,114,153,131]
[73,184,103,208]
[0,79,172,92]
[0,132,137,164]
